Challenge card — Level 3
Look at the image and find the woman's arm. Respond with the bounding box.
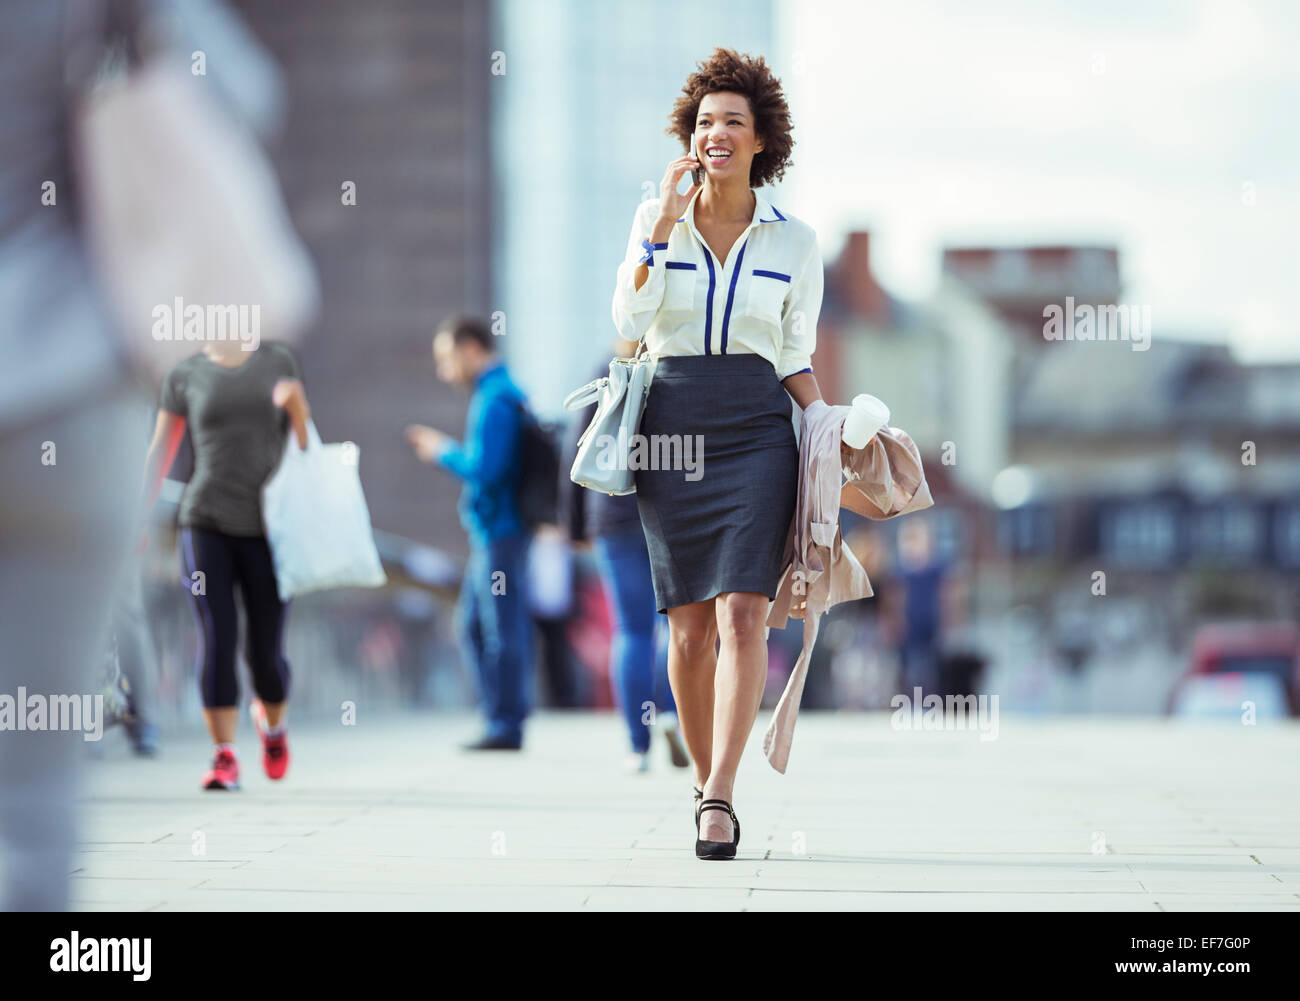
[613,203,673,341]
[781,370,823,411]
[776,237,877,451]
[783,360,879,457]
[633,156,699,291]
[141,410,187,514]
[631,214,678,293]
[273,378,311,449]
[612,156,700,339]
[776,237,823,391]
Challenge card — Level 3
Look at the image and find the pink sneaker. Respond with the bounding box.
[201,747,240,790]
[250,699,290,781]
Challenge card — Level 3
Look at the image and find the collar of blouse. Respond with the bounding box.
[676,187,787,242]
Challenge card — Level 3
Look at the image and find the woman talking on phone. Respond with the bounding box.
[141,339,310,791]
[612,48,843,859]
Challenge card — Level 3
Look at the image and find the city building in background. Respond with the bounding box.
[233,0,492,556]
[827,232,1014,507]
[820,229,1300,712]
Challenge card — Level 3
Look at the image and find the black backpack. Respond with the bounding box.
[513,399,560,529]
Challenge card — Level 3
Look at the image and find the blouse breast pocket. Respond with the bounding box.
[661,260,697,312]
[744,268,792,325]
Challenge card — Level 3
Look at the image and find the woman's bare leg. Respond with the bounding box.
[699,591,769,842]
[202,708,238,745]
[665,600,718,790]
[261,701,287,728]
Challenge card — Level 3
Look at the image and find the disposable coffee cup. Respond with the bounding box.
[841,393,890,449]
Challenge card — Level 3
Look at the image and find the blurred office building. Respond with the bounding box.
[232,0,493,556]
[821,233,1300,709]
[944,244,1300,608]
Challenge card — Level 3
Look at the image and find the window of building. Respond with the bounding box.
[1273,504,1300,568]
[1189,504,1265,564]
[998,504,1054,557]
[1100,500,1180,567]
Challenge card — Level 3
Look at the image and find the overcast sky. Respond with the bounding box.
[775,0,1299,361]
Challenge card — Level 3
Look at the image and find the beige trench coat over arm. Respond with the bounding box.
[762,400,934,773]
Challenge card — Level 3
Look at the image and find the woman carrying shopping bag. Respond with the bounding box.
[142,340,311,790]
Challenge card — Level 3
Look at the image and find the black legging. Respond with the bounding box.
[179,527,291,709]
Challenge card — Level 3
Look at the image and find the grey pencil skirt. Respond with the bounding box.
[634,354,799,613]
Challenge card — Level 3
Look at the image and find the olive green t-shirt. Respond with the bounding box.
[160,343,300,537]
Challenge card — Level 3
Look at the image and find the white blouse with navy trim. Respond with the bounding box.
[611,187,821,381]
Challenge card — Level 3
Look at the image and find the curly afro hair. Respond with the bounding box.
[666,47,793,189]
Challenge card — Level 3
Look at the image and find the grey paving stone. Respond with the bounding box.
[44,710,1300,911]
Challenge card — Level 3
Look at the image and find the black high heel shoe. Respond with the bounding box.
[695,798,740,860]
[693,786,703,826]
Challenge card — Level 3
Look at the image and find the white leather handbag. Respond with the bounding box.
[562,343,656,495]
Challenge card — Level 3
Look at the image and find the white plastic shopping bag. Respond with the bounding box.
[261,422,387,601]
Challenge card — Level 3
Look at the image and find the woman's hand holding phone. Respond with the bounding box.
[632,149,700,289]
[655,150,701,229]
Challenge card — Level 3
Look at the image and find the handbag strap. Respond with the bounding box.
[562,378,606,412]
[564,338,650,412]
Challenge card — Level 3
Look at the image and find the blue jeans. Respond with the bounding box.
[594,531,676,753]
[457,534,533,742]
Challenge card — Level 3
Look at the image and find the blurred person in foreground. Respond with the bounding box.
[0,0,284,909]
[562,347,691,774]
[109,496,164,757]
[407,316,534,751]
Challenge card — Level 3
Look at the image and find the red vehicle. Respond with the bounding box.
[1167,623,1300,717]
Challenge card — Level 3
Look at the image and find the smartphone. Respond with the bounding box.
[691,135,703,187]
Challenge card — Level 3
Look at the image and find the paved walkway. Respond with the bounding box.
[70,711,1300,911]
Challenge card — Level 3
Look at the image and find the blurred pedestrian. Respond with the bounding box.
[562,354,690,773]
[894,517,949,699]
[142,341,311,789]
[407,315,534,751]
[101,393,171,758]
[0,0,283,909]
[527,524,581,708]
[111,549,163,756]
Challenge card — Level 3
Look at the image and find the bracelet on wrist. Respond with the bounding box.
[638,239,669,267]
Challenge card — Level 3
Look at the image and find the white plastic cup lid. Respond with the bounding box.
[842,394,890,449]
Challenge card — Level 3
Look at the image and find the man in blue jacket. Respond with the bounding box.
[407,315,533,750]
